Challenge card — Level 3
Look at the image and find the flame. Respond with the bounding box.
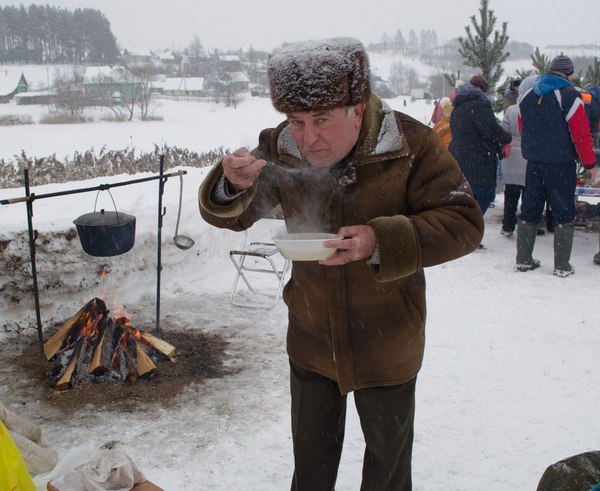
[79,298,105,338]
[114,315,142,343]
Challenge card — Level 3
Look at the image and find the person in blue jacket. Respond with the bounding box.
[516,55,597,277]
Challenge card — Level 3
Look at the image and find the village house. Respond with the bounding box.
[163,77,206,97]
[218,54,242,72]
[14,90,57,105]
[0,71,28,103]
[83,66,140,104]
[220,71,250,93]
[121,47,154,64]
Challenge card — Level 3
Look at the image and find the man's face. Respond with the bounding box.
[286,104,365,167]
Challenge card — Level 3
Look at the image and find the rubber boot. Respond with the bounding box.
[553,223,575,277]
[515,221,540,271]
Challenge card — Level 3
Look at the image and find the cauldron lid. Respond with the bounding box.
[73,209,136,227]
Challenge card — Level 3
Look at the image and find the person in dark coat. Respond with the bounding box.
[516,55,597,277]
[584,86,600,148]
[199,38,484,491]
[449,75,512,216]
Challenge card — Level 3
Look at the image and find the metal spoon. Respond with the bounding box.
[173,173,195,250]
[265,160,306,175]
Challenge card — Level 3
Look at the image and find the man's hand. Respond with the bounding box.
[222,147,267,190]
[319,225,377,266]
[586,166,598,185]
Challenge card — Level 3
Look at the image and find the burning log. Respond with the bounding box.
[44,298,107,360]
[141,332,176,357]
[44,298,173,390]
[55,344,80,391]
[135,343,156,377]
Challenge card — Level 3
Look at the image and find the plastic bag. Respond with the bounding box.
[0,420,36,491]
[46,449,145,491]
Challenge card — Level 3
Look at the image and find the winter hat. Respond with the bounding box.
[509,78,522,90]
[267,37,371,113]
[469,75,489,94]
[549,55,575,76]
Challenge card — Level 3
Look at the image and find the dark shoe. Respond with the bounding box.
[515,259,541,272]
[593,252,600,265]
[501,228,513,238]
[553,264,575,278]
[537,228,546,236]
[477,243,486,250]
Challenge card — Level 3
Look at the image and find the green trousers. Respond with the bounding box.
[289,360,416,491]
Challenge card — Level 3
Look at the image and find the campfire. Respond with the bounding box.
[44,298,176,390]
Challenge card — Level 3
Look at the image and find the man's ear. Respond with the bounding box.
[353,102,366,126]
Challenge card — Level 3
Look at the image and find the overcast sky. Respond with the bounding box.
[5,0,600,53]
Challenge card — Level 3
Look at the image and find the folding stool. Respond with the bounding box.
[229,225,290,309]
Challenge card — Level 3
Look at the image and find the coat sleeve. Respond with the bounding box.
[368,127,485,282]
[476,104,512,146]
[198,129,283,230]
[565,97,596,167]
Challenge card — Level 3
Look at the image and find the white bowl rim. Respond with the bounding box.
[273,232,340,242]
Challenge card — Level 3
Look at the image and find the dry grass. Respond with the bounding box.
[0,114,34,126]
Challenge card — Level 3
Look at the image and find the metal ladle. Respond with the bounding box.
[173,173,195,250]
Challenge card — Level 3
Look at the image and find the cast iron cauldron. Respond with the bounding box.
[73,209,136,257]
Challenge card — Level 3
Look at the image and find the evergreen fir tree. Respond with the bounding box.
[457,0,509,91]
[531,47,551,75]
[584,57,600,87]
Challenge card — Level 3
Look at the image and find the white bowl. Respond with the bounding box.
[273,233,339,261]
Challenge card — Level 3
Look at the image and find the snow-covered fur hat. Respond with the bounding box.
[267,37,371,113]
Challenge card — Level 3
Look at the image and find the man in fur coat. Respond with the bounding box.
[199,38,484,491]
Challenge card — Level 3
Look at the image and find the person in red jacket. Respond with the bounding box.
[516,55,597,277]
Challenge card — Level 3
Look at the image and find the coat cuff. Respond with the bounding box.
[367,215,420,282]
[198,162,256,219]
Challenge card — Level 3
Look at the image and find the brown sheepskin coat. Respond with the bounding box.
[199,94,484,394]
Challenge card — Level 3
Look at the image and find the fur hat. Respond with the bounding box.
[267,37,371,113]
[549,55,575,76]
[469,75,489,94]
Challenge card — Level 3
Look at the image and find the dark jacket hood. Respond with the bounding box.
[453,83,491,107]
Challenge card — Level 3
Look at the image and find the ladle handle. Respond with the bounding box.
[174,173,184,235]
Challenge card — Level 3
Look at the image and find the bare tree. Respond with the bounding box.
[53,66,85,116]
[89,68,131,120]
[122,61,156,120]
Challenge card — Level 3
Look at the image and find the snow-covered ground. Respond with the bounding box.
[1,64,600,490]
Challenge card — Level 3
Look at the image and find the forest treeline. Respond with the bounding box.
[0,4,119,65]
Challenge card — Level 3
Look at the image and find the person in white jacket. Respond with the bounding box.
[499,76,535,236]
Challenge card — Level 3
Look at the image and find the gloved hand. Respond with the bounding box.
[586,166,598,185]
